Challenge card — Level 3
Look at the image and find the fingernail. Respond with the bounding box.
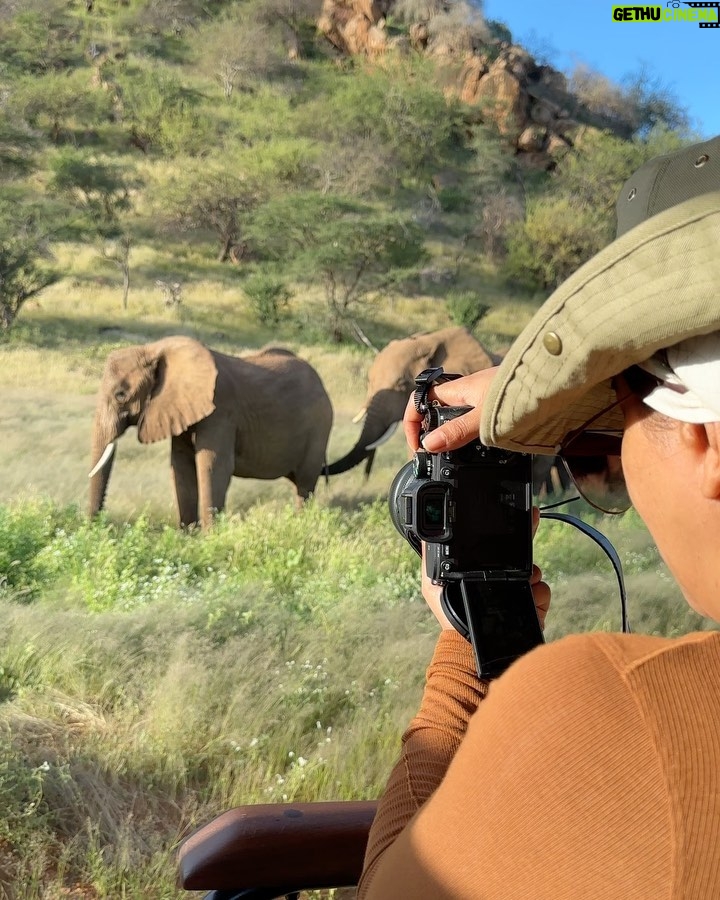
[421,432,446,452]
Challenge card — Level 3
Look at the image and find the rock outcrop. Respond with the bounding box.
[315,1,627,169]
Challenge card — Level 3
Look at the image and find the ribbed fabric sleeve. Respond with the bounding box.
[361,630,486,893]
[359,628,720,899]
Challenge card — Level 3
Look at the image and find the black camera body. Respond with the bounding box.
[389,370,545,679]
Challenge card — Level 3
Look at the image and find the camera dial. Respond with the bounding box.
[413,451,432,479]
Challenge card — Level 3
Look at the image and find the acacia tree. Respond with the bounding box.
[250,192,428,342]
[156,165,263,262]
[191,16,286,98]
[8,71,114,144]
[48,151,137,308]
[48,150,132,230]
[0,202,58,332]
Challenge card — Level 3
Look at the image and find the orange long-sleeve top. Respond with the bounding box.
[359,628,720,899]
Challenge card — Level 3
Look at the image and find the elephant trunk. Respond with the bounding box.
[88,410,125,516]
[326,390,405,477]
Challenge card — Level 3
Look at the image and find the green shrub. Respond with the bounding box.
[242,272,292,325]
[437,185,471,213]
[446,290,490,331]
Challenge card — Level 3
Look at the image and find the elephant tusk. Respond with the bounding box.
[366,422,399,450]
[352,407,367,424]
[88,442,116,478]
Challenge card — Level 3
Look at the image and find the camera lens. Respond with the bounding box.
[387,461,422,557]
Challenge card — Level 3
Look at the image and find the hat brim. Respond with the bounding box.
[480,191,720,453]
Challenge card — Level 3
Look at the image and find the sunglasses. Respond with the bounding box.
[557,366,663,514]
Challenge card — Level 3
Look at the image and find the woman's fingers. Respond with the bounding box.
[402,368,499,452]
[530,564,551,628]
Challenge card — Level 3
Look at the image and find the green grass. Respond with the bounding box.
[1,253,714,896]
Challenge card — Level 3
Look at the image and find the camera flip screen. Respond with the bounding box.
[448,455,532,575]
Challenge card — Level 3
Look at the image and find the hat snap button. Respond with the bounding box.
[694,154,709,168]
[543,332,563,356]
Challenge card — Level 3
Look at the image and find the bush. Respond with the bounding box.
[446,291,490,331]
[242,272,292,325]
[502,195,610,292]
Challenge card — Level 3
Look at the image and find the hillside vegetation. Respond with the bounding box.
[0,2,710,898]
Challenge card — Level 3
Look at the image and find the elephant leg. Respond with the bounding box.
[171,433,199,527]
[194,436,234,530]
[290,447,327,508]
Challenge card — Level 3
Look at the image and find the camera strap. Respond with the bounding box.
[413,367,461,414]
[539,511,630,634]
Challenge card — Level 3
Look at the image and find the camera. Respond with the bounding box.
[388,368,545,678]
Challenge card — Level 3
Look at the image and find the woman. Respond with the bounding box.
[358,136,720,898]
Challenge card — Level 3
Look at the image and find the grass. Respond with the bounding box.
[0,259,714,898]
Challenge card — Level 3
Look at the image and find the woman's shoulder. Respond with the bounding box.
[522,628,720,680]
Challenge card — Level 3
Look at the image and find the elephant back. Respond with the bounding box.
[215,348,333,432]
[428,326,497,374]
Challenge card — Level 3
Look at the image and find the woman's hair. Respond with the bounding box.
[621,365,662,399]
[621,365,675,432]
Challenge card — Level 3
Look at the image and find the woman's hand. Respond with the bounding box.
[421,508,551,631]
[403,367,499,453]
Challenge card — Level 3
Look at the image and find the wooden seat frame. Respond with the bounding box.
[177,800,378,900]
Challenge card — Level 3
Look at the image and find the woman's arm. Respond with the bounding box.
[358,635,669,899]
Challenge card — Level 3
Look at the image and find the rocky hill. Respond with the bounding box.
[315,0,636,170]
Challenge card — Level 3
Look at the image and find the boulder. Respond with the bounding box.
[473,64,528,140]
[517,125,546,152]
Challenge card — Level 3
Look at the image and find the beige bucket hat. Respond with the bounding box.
[480,136,720,454]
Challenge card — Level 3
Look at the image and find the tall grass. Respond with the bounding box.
[0,215,712,898]
[0,492,712,897]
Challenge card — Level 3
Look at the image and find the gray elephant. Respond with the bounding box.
[326,325,569,496]
[88,336,333,529]
[327,326,500,476]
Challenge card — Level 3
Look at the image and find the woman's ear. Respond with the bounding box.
[681,421,720,500]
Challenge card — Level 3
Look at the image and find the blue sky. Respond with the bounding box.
[482,0,720,138]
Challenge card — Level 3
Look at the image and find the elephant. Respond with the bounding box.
[326,325,570,497]
[327,326,500,476]
[88,336,333,529]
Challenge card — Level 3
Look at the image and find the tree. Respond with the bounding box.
[0,4,80,75]
[0,202,58,332]
[250,192,428,341]
[501,127,690,292]
[568,63,690,140]
[48,150,132,234]
[190,15,287,99]
[114,66,210,155]
[622,64,690,137]
[101,235,132,311]
[8,71,115,144]
[503,194,608,292]
[295,61,466,181]
[156,164,263,262]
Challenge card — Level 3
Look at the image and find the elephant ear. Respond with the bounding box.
[410,335,448,373]
[138,337,218,444]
